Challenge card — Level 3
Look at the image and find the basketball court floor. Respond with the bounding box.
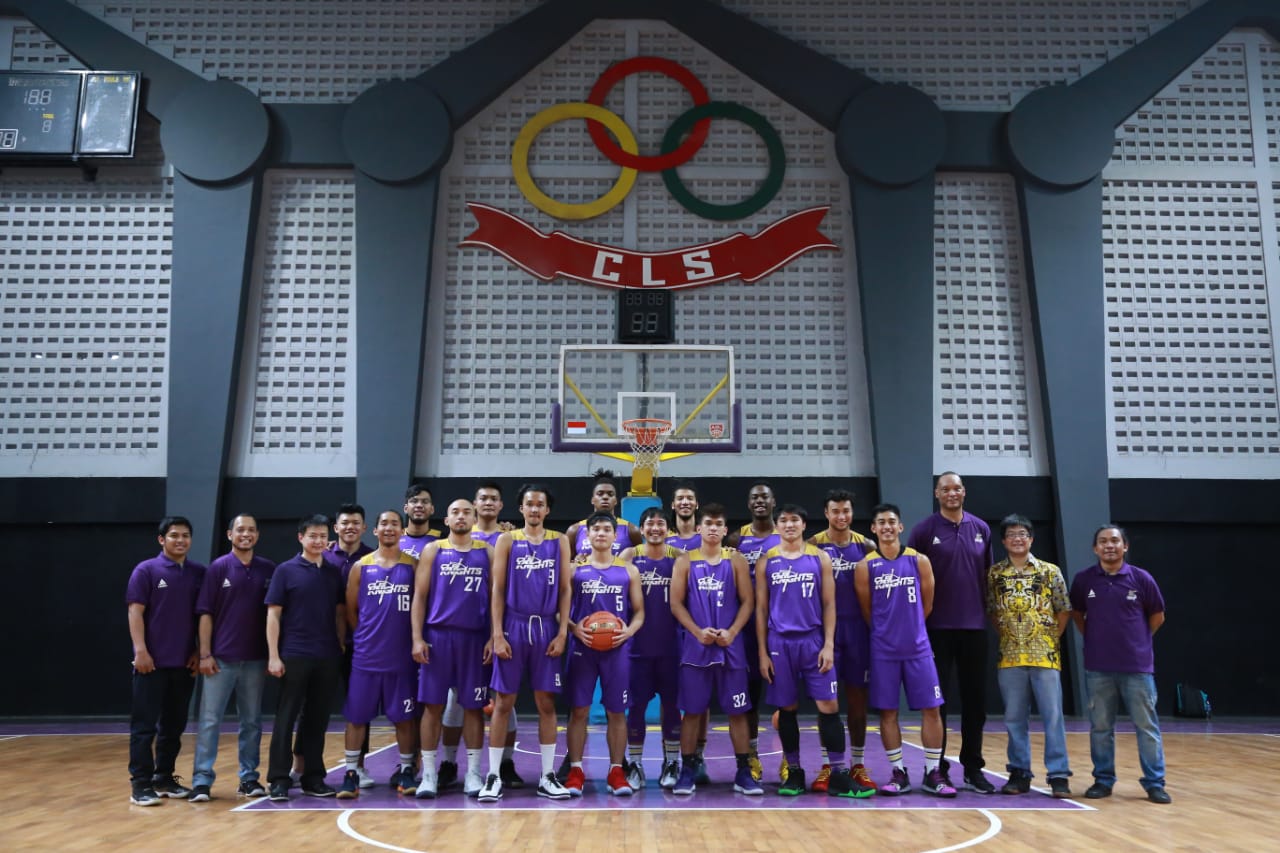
[4,715,1276,851]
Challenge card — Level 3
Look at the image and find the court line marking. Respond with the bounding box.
[0,735,24,742]
[338,810,424,853]
[230,743,399,812]
[921,808,1002,853]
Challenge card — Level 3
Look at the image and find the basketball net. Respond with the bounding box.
[621,418,672,497]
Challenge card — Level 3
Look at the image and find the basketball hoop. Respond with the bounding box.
[621,417,672,475]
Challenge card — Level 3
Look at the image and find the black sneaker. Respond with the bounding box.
[1084,781,1113,799]
[778,767,806,796]
[188,784,212,802]
[268,782,290,802]
[152,774,192,799]
[962,770,995,794]
[438,760,459,789]
[301,780,338,798]
[130,785,162,806]
[500,757,526,789]
[1001,769,1032,795]
[1048,777,1072,798]
[237,779,267,798]
[1146,785,1172,804]
[826,767,875,799]
[556,754,571,783]
[337,770,360,800]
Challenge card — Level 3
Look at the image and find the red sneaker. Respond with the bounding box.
[811,764,832,793]
[565,766,586,797]
[606,765,633,796]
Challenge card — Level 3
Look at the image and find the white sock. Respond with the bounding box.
[540,743,556,776]
[420,750,438,776]
[344,749,360,771]
[489,746,505,777]
[466,748,482,771]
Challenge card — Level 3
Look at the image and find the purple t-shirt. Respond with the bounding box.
[865,548,932,661]
[324,540,374,586]
[1069,562,1166,674]
[265,554,343,659]
[196,552,275,662]
[907,511,991,630]
[350,552,416,672]
[427,543,490,632]
[126,553,207,668]
[631,546,681,658]
[761,544,824,636]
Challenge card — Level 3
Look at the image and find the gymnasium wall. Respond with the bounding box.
[1,0,1278,717]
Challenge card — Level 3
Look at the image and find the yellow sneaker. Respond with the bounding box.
[778,757,789,783]
[748,753,763,782]
[812,764,832,793]
[852,763,876,790]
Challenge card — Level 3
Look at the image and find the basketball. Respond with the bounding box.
[583,610,624,651]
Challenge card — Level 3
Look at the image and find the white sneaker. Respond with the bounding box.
[626,761,645,791]
[464,765,485,797]
[536,772,571,800]
[414,768,438,799]
[356,765,375,790]
[477,773,503,803]
[659,760,680,788]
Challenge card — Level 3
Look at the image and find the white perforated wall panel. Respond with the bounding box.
[9,22,84,69]
[934,175,1047,475]
[1263,40,1280,166]
[1103,31,1280,477]
[227,172,357,477]
[0,177,172,475]
[422,20,873,479]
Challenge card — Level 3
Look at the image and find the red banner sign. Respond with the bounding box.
[461,203,838,290]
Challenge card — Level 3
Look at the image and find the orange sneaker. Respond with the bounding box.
[852,763,876,790]
[606,765,633,796]
[565,766,586,797]
[811,764,832,793]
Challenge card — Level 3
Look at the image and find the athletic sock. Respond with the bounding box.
[344,749,360,771]
[748,737,759,757]
[735,752,750,770]
[399,752,415,773]
[540,743,556,776]
[886,748,905,771]
[696,739,707,760]
[777,709,800,764]
[489,746,505,777]
[570,761,583,769]
[628,743,643,763]
[817,712,846,771]
[447,743,459,762]
[466,748,482,771]
[502,744,514,761]
[820,746,829,764]
[851,745,865,766]
[420,749,438,775]
[924,747,942,773]
[663,739,681,763]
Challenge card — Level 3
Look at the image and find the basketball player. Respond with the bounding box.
[757,504,870,798]
[619,507,684,789]
[189,514,274,802]
[727,481,779,781]
[665,481,701,551]
[126,516,206,805]
[400,482,441,560]
[807,489,877,792]
[338,510,418,799]
[566,469,642,557]
[436,481,521,791]
[855,504,956,798]
[480,484,574,801]
[412,500,494,798]
[669,504,760,796]
[564,513,645,796]
[906,472,995,792]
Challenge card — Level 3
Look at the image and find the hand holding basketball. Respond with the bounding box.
[583,610,625,652]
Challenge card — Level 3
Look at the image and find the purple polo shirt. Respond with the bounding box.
[125,552,207,668]
[324,540,374,587]
[265,553,344,659]
[906,511,991,630]
[197,552,276,662]
[1069,562,1165,674]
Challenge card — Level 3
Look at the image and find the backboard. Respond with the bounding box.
[551,344,740,454]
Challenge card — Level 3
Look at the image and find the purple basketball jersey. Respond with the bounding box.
[504,530,564,617]
[761,544,824,635]
[737,524,780,579]
[425,543,490,631]
[470,527,503,547]
[573,519,633,556]
[681,553,747,670]
[865,548,932,660]
[569,559,633,625]
[630,546,681,658]
[350,553,416,672]
[665,532,702,552]
[399,529,441,561]
[812,529,873,621]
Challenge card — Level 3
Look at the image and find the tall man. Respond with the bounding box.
[126,516,206,805]
[338,510,419,799]
[265,515,345,801]
[906,472,995,793]
[413,500,494,799]
[986,514,1072,797]
[483,484,574,801]
[400,482,441,561]
[856,503,956,798]
[621,507,684,789]
[669,504,760,796]
[190,514,275,802]
[1069,525,1171,804]
[757,504,869,798]
[564,514,645,796]
[665,481,701,551]
[808,489,877,792]
[566,469,642,556]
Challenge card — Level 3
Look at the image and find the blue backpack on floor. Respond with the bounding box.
[1174,683,1211,718]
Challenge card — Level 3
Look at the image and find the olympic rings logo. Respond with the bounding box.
[511,56,787,222]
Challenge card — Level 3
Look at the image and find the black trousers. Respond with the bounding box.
[928,628,988,774]
[129,666,195,785]
[268,655,341,786]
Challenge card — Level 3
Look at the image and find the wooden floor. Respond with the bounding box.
[4,721,1278,852]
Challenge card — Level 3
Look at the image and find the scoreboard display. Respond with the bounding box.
[0,70,140,158]
[616,288,675,344]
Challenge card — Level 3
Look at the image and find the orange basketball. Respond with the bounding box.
[583,610,624,652]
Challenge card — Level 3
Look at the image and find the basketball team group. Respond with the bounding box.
[125,471,1172,808]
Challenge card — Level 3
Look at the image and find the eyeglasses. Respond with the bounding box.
[1004,532,1031,540]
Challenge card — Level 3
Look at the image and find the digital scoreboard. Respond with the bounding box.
[616,288,675,344]
[0,70,140,158]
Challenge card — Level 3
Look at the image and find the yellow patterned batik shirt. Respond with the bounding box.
[985,555,1071,670]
